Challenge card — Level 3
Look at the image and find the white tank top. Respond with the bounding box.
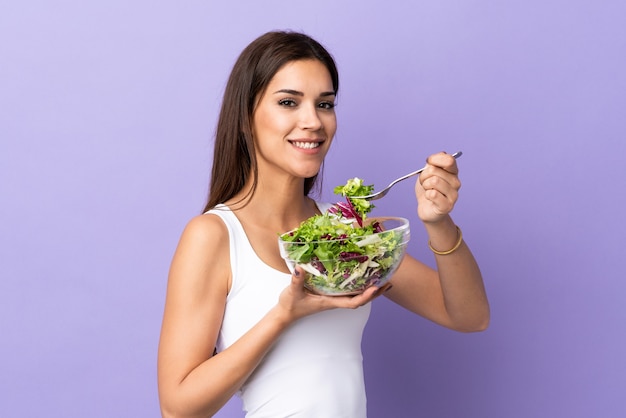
[209,203,371,418]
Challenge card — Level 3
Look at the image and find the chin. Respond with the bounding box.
[300,168,322,179]
[292,164,322,179]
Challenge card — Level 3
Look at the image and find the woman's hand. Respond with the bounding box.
[275,267,389,324]
[415,152,461,224]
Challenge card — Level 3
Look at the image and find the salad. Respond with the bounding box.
[278,178,409,295]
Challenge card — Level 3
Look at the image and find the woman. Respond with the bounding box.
[157,31,489,418]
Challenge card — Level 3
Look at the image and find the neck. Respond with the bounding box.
[225,176,319,232]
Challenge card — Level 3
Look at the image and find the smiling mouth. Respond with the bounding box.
[290,141,321,150]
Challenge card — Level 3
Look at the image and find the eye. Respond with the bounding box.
[278,98,297,107]
[318,101,336,110]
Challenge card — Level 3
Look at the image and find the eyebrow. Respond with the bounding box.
[273,89,336,97]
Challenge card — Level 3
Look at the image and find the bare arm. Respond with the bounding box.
[384,152,490,332]
[157,215,383,417]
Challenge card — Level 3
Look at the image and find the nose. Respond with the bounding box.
[298,104,323,131]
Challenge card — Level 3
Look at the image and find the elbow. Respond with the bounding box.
[450,308,490,333]
[159,389,223,418]
[159,398,183,418]
[464,313,490,333]
[158,385,183,418]
[453,320,489,333]
[464,317,490,333]
[159,399,214,418]
[158,391,191,418]
[160,404,213,418]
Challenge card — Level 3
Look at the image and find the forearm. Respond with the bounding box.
[160,307,291,418]
[424,217,490,332]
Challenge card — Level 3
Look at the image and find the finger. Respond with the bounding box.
[423,190,457,215]
[290,266,307,294]
[419,174,459,214]
[372,282,393,298]
[345,283,391,306]
[349,284,388,305]
[422,177,460,199]
[426,152,459,174]
[420,166,461,193]
[322,286,379,309]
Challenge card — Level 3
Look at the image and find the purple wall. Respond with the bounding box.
[2,1,625,417]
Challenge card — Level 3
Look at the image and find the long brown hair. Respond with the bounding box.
[202,31,339,213]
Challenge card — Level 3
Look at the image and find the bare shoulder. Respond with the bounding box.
[158,214,231,391]
[177,213,229,260]
[167,213,231,297]
[180,213,229,246]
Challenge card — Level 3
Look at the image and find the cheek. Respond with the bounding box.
[252,109,270,135]
[328,120,337,138]
[322,113,337,135]
[254,108,291,137]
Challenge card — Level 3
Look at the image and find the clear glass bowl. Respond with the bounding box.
[278,216,410,296]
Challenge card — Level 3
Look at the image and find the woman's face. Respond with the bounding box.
[252,59,337,180]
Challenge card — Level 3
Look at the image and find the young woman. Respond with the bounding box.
[157,31,489,418]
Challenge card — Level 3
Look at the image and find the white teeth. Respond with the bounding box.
[292,141,320,149]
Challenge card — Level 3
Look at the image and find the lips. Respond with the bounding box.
[290,140,322,150]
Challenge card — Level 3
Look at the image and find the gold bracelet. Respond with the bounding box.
[428,226,463,255]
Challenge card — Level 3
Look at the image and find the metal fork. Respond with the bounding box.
[351,151,463,201]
